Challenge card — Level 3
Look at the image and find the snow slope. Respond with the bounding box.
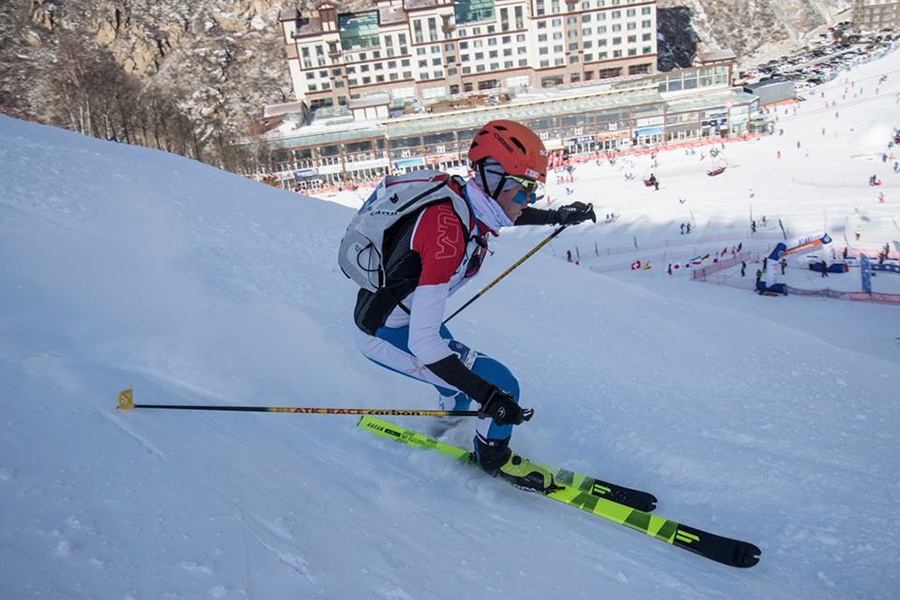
[1,50,899,599]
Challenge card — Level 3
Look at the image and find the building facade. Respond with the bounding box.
[253,63,763,189]
[280,0,658,110]
[853,0,900,32]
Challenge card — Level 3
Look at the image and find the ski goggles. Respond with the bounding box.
[505,175,542,205]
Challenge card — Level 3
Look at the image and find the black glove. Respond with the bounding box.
[555,202,596,226]
[478,387,533,426]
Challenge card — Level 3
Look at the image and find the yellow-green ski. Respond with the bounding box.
[358,416,761,568]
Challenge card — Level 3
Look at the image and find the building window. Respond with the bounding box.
[629,63,650,75]
[597,67,621,78]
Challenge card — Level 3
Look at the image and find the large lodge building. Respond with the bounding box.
[259,0,773,189]
[282,0,659,109]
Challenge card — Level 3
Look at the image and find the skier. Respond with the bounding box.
[347,120,595,492]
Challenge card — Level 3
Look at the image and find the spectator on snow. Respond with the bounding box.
[780,258,787,275]
[820,260,829,277]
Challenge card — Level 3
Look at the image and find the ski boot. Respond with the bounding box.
[475,437,555,494]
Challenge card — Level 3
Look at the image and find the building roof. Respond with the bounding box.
[695,49,738,64]
[379,6,408,24]
[263,101,308,118]
[349,93,392,109]
[743,78,792,91]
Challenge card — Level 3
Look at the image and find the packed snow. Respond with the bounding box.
[1,49,899,599]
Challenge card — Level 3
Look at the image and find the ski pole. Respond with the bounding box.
[116,389,480,417]
[444,224,567,324]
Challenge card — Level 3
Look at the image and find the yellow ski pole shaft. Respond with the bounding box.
[443,225,567,324]
[116,389,480,417]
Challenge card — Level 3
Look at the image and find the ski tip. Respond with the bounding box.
[735,543,762,568]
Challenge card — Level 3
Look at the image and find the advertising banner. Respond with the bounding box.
[860,254,872,294]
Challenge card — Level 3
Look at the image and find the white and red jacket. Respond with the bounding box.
[352,181,558,399]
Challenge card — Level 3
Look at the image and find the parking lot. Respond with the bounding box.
[738,22,897,96]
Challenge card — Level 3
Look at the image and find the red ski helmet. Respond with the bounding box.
[468,120,548,184]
